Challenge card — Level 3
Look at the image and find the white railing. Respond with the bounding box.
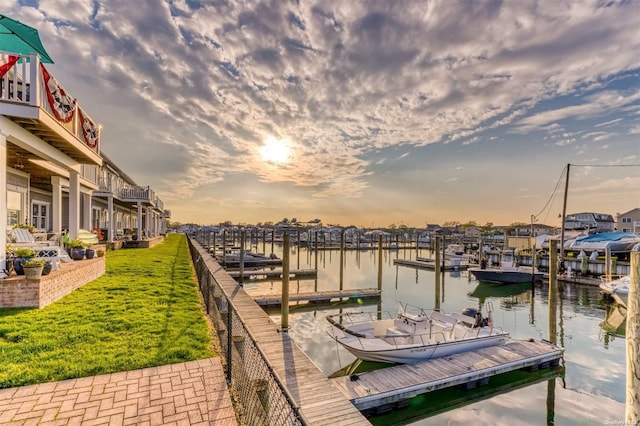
[119,185,154,202]
[0,52,100,155]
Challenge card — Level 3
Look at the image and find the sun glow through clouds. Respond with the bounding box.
[259,136,291,164]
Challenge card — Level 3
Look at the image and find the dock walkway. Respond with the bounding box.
[227,268,317,281]
[329,339,563,413]
[393,258,471,271]
[251,288,382,307]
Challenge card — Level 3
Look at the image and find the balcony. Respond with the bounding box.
[119,186,155,205]
[0,53,101,166]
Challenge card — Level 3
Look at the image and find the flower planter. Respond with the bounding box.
[85,248,96,259]
[42,260,53,276]
[70,248,86,260]
[23,265,44,280]
[13,257,33,275]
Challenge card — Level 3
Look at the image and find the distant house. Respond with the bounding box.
[564,212,615,233]
[463,226,481,238]
[617,208,640,234]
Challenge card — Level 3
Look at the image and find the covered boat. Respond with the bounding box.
[569,232,640,255]
[326,303,509,364]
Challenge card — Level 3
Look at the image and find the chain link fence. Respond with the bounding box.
[189,236,306,426]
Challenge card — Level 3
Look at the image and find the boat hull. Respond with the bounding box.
[340,335,508,364]
[469,268,543,284]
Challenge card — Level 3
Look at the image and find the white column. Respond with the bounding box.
[146,207,152,237]
[82,192,91,231]
[137,202,143,241]
[51,176,63,233]
[0,133,7,277]
[107,195,114,242]
[68,171,80,239]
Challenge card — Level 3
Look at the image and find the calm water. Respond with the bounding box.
[240,243,626,425]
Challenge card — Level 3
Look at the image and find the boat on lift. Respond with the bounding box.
[326,302,509,364]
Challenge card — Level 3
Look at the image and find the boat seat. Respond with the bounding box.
[385,327,411,337]
[449,313,478,328]
[399,312,426,322]
[430,311,458,327]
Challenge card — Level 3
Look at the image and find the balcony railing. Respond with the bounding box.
[0,52,101,155]
[119,186,154,203]
[154,196,164,211]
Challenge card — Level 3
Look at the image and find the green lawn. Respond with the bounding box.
[0,233,215,389]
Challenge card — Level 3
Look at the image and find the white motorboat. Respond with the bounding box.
[469,265,544,284]
[326,303,509,364]
[469,251,543,284]
[599,275,630,308]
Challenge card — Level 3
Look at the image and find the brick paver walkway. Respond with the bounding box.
[0,358,237,425]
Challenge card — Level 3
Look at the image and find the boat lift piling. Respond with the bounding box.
[626,250,640,422]
[549,240,558,345]
[377,234,383,291]
[281,233,290,332]
[239,230,245,284]
[435,236,441,312]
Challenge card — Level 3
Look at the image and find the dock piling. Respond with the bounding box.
[626,251,640,422]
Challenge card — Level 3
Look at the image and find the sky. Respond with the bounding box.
[2,0,640,228]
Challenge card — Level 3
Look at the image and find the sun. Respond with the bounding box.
[259,136,291,164]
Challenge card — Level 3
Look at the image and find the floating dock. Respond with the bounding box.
[218,258,283,268]
[329,339,563,413]
[393,258,471,271]
[252,288,382,307]
[228,268,317,281]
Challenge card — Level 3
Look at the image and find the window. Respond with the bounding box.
[31,201,49,231]
[7,191,23,226]
[622,217,631,223]
[92,207,101,229]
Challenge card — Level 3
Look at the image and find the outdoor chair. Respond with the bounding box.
[9,228,73,270]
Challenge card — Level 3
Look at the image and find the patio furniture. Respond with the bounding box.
[9,228,72,270]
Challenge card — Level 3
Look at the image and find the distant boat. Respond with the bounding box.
[569,232,640,255]
[469,251,543,284]
[215,251,280,266]
[326,303,509,364]
[599,275,629,308]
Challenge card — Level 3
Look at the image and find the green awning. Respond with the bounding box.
[0,14,54,64]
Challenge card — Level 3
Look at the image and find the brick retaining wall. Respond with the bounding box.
[0,257,105,308]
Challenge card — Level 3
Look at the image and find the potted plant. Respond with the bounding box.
[85,246,96,259]
[68,239,86,260]
[22,258,46,280]
[12,248,37,275]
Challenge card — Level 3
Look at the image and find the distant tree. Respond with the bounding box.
[442,221,460,227]
[388,223,397,230]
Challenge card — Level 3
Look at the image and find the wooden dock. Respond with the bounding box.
[329,339,563,412]
[228,268,317,281]
[252,288,382,307]
[393,258,471,271]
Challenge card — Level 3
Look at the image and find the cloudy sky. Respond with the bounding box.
[3,0,640,227]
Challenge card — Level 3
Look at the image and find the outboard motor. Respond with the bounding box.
[462,307,489,328]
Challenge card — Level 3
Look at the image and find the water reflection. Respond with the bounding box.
[240,245,625,425]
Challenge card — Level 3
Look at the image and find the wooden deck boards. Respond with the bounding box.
[198,244,370,425]
[252,288,382,306]
[393,258,471,271]
[329,339,563,411]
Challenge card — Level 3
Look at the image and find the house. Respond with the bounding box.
[564,212,615,233]
[0,20,168,305]
[616,208,640,234]
[92,153,170,245]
